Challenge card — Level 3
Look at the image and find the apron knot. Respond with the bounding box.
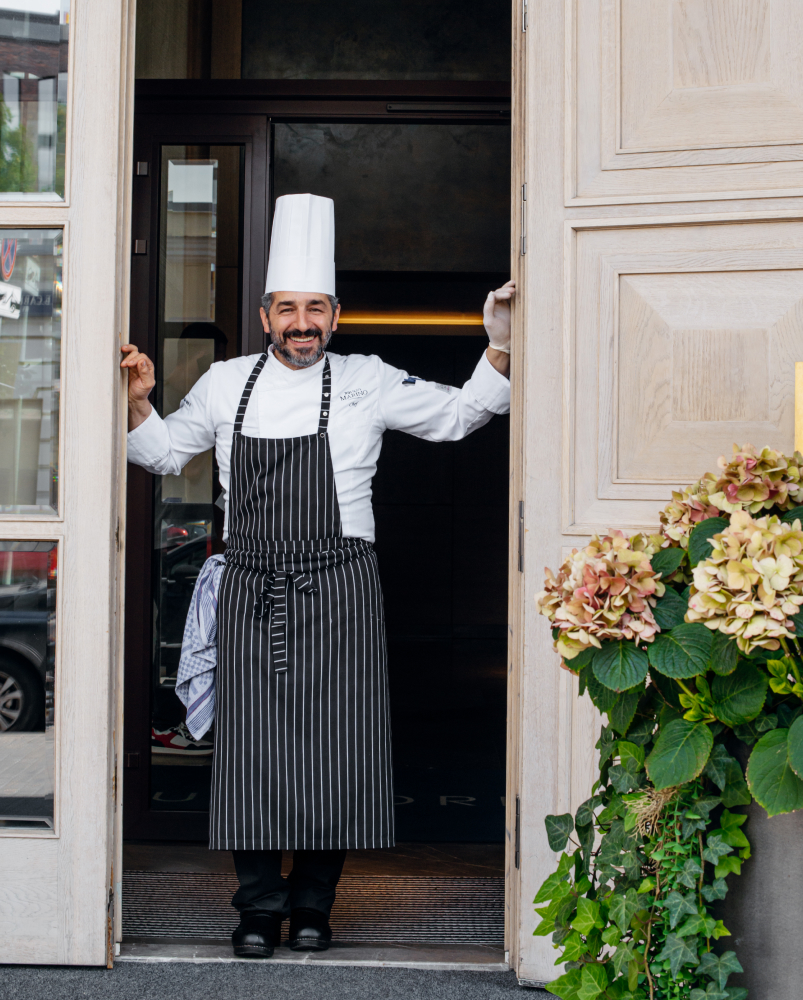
[254,569,319,673]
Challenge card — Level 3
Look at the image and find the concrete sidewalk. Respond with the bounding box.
[1,963,537,1000]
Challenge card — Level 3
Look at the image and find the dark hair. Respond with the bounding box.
[261,292,339,315]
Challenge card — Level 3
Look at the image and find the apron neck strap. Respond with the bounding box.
[318,356,332,437]
[233,353,268,436]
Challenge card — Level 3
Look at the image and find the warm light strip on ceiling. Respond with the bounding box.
[338,312,484,325]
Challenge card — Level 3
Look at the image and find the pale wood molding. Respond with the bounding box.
[0,0,135,967]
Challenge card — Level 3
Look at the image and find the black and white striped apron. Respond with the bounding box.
[209,353,395,851]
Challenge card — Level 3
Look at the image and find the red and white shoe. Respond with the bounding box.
[151,722,213,756]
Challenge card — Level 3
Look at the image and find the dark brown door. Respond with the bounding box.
[124,112,267,840]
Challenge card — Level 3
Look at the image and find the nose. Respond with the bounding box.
[295,313,313,332]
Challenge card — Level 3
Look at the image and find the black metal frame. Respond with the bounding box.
[123,80,510,842]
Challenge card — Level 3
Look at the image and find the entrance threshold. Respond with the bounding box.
[118,938,508,971]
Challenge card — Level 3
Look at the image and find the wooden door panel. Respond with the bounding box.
[568,219,803,534]
[571,0,803,203]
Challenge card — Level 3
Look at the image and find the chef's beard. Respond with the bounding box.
[269,323,332,368]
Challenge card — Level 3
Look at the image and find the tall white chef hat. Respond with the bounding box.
[265,193,336,296]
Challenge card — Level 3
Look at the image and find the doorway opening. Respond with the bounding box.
[123,0,512,963]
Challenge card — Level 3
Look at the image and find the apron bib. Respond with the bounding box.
[209,353,395,850]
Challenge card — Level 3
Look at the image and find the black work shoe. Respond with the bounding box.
[232,912,282,958]
[288,907,333,951]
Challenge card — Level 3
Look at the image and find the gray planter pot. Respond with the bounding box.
[719,799,803,999]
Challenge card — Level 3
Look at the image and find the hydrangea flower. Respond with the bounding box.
[707,444,803,515]
[660,474,720,549]
[536,532,665,662]
[686,511,803,653]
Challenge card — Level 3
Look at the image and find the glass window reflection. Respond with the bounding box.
[0,539,56,830]
[0,227,61,513]
[0,1,69,200]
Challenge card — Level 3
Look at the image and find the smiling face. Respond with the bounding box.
[261,292,340,369]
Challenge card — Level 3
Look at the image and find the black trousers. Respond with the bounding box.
[231,849,347,918]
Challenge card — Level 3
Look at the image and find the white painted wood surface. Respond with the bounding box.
[511,0,803,983]
[0,0,134,967]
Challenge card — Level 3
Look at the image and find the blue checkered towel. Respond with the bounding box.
[176,554,225,740]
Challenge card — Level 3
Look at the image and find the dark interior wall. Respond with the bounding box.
[273,123,511,272]
[242,0,511,80]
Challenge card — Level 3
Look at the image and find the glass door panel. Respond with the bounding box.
[150,144,243,811]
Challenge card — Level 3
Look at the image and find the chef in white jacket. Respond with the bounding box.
[122,193,513,959]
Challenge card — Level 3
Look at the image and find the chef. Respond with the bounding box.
[122,193,513,959]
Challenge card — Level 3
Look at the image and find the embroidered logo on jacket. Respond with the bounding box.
[339,388,368,401]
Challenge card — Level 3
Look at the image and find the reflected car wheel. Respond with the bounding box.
[0,660,44,732]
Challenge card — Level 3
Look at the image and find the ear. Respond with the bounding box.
[332,302,341,332]
[259,306,270,333]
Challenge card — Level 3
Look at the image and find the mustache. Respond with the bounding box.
[277,325,325,341]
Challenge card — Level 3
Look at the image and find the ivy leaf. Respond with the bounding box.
[661,889,698,929]
[702,833,733,865]
[702,878,729,901]
[560,929,587,962]
[577,964,609,1000]
[608,765,641,794]
[608,887,640,933]
[747,727,803,816]
[677,913,717,938]
[690,987,729,1000]
[593,641,650,693]
[646,719,713,789]
[698,951,743,990]
[711,661,768,727]
[677,857,704,889]
[715,855,743,879]
[584,665,620,712]
[688,517,729,568]
[575,794,603,828]
[704,744,751,806]
[649,623,713,679]
[572,897,602,935]
[725,989,749,1000]
[709,630,739,676]
[576,821,595,867]
[656,933,701,977]
[533,853,573,903]
[787,715,803,781]
[652,586,688,630]
[545,968,582,1000]
[780,504,803,525]
[545,813,575,852]
[611,941,634,976]
[611,688,641,736]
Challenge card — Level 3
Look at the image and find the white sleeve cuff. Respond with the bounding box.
[126,406,171,470]
[471,350,511,414]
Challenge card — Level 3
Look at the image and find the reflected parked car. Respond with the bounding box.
[0,555,55,732]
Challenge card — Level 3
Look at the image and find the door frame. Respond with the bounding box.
[123,88,513,845]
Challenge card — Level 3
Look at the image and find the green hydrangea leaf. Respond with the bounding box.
[649,623,713,679]
[651,546,686,578]
[619,741,646,772]
[656,933,701,977]
[584,666,620,712]
[780,504,803,525]
[652,586,688,630]
[626,715,657,745]
[747,727,803,816]
[787,714,803,781]
[546,813,575,852]
[697,951,743,990]
[688,517,729,568]
[593,641,650,693]
[608,887,640,933]
[611,688,642,736]
[646,719,713,789]
[661,889,698,929]
[711,661,768,727]
[709,630,739,676]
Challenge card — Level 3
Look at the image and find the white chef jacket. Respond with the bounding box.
[127,346,510,542]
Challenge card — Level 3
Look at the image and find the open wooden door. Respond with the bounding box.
[509,0,803,983]
[0,0,134,966]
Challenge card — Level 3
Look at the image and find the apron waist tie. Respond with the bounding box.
[253,570,318,673]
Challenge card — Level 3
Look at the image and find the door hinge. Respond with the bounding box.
[520,184,527,255]
[515,795,521,869]
[135,161,149,176]
[522,0,528,31]
[133,239,148,255]
[518,500,524,572]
